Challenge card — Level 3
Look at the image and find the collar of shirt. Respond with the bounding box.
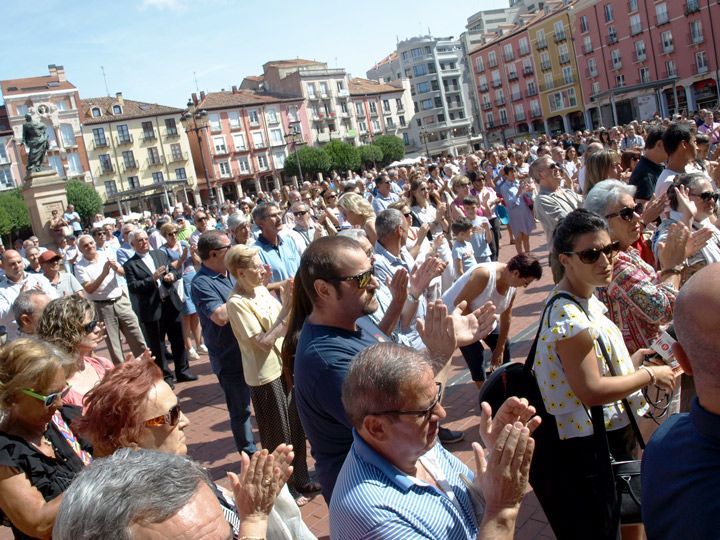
[257,233,282,248]
[691,397,720,444]
[374,241,413,272]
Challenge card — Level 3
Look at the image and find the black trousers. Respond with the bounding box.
[489,217,501,261]
[459,328,511,382]
[141,301,189,382]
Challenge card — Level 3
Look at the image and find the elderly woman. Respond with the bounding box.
[337,192,377,245]
[0,338,91,539]
[584,149,624,194]
[654,172,720,284]
[531,209,678,539]
[36,295,114,408]
[158,222,205,360]
[224,245,319,505]
[584,180,687,354]
[226,211,254,246]
[73,359,316,540]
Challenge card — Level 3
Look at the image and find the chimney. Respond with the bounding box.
[56,65,66,82]
[115,92,124,106]
[232,85,237,94]
[200,91,206,100]
[48,64,57,78]
[191,92,198,105]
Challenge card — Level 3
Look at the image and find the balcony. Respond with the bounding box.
[266,115,280,125]
[494,97,506,106]
[665,67,678,78]
[147,156,165,167]
[492,79,502,88]
[479,83,489,92]
[685,0,700,14]
[634,51,647,62]
[661,43,674,54]
[607,34,618,45]
[610,60,623,70]
[530,109,542,118]
[122,160,138,172]
[519,47,530,56]
[503,53,514,62]
[515,112,526,121]
[535,40,548,50]
[498,117,509,126]
[696,62,709,74]
[369,108,379,117]
[488,58,498,68]
[583,44,594,55]
[554,31,567,43]
[307,93,319,101]
[508,71,519,81]
[527,87,538,96]
[214,145,229,156]
[168,151,188,163]
[630,23,643,36]
[338,89,350,98]
[98,164,114,175]
[689,32,704,45]
[115,135,133,145]
[92,139,109,150]
[540,61,552,71]
[523,66,534,76]
[165,128,179,138]
[587,67,599,78]
[254,141,267,149]
[655,14,670,26]
[141,131,156,142]
[481,101,492,110]
[559,55,570,65]
[486,121,496,128]
[511,92,523,102]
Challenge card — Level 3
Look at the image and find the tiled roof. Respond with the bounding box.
[197,90,301,110]
[244,75,264,82]
[80,96,183,125]
[1,75,76,97]
[264,59,318,68]
[349,78,402,96]
[374,51,398,68]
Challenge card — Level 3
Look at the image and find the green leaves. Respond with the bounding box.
[0,189,30,238]
[372,135,405,166]
[66,179,103,223]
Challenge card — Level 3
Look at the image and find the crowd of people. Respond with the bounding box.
[0,111,718,539]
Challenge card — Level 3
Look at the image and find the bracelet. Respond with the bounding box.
[660,264,684,276]
[639,365,656,386]
[407,291,420,303]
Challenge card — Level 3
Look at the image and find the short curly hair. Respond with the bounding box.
[37,295,95,354]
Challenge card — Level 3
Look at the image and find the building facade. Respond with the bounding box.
[573,0,720,127]
[81,93,196,214]
[0,106,22,191]
[188,88,306,199]
[348,78,413,146]
[368,36,479,157]
[0,65,90,182]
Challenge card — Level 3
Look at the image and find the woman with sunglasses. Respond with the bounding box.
[36,296,116,408]
[409,178,449,238]
[74,358,316,540]
[224,245,320,505]
[654,173,720,284]
[532,209,678,539]
[585,180,688,355]
[0,338,90,539]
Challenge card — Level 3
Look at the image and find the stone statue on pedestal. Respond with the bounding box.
[22,114,49,174]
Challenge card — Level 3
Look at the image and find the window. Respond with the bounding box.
[558,44,569,64]
[382,99,391,112]
[488,51,498,67]
[273,152,286,169]
[372,119,381,132]
[213,136,227,154]
[522,58,533,74]
[696,51,708,73]
[288,106,299,123]
[104,180,117,196]
[175,167,187,180]
[117,125,131,143]
[369,102,378,114]
[519,37,530,55]
[170,143,183,161]
[411,47,422,58]
[0,145,7,163]
[319,82,329,97]
[269,128,284,146]
[639,67,651,82]
[237,157,250,174]
[266,108,279,125]
[91,107,101,118]
[219,161,231,178]
[152,172,164,184]
[413,64,428,77]
[491,69,502,86]
[544,73,554,90]
[112,104,122,115]
[128,176,140,189]
[358,121,367,133]
[661,31,674,53]
[122,151,136,168]
[629,0,638,11]
[527,80,538,95]
[548,88,578,112]
[399,115,406,127]
[475,56,485,72]
[99,154,113,173]
[665,60,677,77]
[499,109,508,124]
[485,112,494,127]
[403,133,410,145]
[536,30,546,48]
[421,99,433,110]
[630,14,642,35]
[583,35,593,54]
[592,81,601,95]
[507,64,518,79]
[611,49,622,69]
[604,4,614,22]
[434,97,442,108]
[514,104,525,121]
[588,58,598,77]
[608,26,617,44]
[503,44,514,61]
[691,21,703,44]
[67,152,81,174]
[616,74,625,88]
[248,110,259,125]
[92,127,107,147]
[251,132,266,149]
[540,51,551,70]
[59,124,75,147]
[306,83,316,97]
[563,67,574,85]
[233,133,246,150]
[656,3,668,24]
[580,15,589,33]
[635,40,646,61]
[227,111,240,128]
[336,80,345,93]
[209,113,221,132]
[257,155,268,170]
[355,102,364,115]
[495,89,505,105]
[554,21,566,41]
[165,118,178,136]
[147,147,161,165]
[530,100,541,116]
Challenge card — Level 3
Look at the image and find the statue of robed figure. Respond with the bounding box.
[22,113,49,174]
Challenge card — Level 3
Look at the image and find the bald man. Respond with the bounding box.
[642,263,720,540]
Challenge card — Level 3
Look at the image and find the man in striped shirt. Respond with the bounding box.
[330,342,539,540]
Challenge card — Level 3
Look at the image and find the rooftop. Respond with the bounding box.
[80,95,183,125]
[1,75,75,97]
[196,89,302,110]
[349,78,402,96]
[263,58,320,68]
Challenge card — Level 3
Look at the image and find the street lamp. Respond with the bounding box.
[419,129,430,157]
[180,100,215,207]
[284,130,304,186]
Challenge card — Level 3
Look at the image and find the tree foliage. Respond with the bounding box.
[373,135,405,166]
[284,146,331,180]
[324,140,361,172]
[0,189,31,239]
[358,144,384,167]
[66,179,103,223]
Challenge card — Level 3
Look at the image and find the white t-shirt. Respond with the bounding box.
[74,253,124,301]
[0,273,57,339]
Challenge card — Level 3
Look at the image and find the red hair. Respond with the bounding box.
[73,359,163,457]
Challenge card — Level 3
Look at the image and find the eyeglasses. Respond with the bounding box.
[563,241,621,264]
[547,162,559,170]
[21,384,72,407]
[605,203,644,222]
[144,404,181,428]
[93,231,105,236]
[691,191,720,203]
[83,319,100,334]
[167,231,178,236]
[403,212,412,218]
[327,267,374,289]
[212,245,230,254]
[325,194,337,200]
[293,210,309,217]
[196,217,207,222]
[373,382,443,423]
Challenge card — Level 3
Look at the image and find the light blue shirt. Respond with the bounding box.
[371,192,399,214]
[330,430,478,540]
[256,234,301,284]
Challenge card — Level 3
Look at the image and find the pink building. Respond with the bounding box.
[188,88,307,200]
[573,0,720,127]
[0,106,23,190]
[469,18,544,145]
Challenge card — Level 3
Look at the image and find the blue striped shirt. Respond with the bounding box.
[329,431,479,540]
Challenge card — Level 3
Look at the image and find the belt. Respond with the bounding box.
[94,296,122,304]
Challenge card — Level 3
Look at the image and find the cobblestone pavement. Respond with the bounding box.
[0,226,557,539]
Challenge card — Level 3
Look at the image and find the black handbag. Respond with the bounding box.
[590,338,645,531]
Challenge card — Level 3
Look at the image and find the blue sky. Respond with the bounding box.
[2,0,500,108]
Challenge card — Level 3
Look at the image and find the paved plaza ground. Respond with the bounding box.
[0,225,557,540]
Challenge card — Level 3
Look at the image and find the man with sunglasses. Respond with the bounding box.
[330,342,538,540]
[189,210,210,248]
[288,202,326,255]
[371,174,399,214]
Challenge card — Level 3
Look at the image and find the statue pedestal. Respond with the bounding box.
[22,169,68,246]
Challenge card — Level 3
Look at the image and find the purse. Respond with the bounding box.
[590,337,645,531]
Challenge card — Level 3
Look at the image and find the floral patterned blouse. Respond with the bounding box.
[596,248,676,354]
[534,290,648,440]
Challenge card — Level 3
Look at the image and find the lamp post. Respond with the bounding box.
[180,101,214,207]
[284,131,304,187]
[419,129,430,157]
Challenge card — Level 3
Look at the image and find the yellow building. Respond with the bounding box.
[80,92,197,214]
[529,2,587,134]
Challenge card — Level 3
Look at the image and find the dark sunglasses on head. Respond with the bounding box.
[21,384,72,407]
[694,191,720,203]
[605,203,644,222]
[144,403,181,428]
[327,267,374,289]
[563,241,621,264]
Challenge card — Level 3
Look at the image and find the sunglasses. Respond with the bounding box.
[196,217,207,222]
[373,382,442,423]
[144,403,181,428]
[325,194,337,200]
[328,267,374,289]
[692,191,720,203]
[293,210,309,217]
[22,384,72,407]
[83,319,100,334]
[167,231,178,236]
[563,241,621,264]
[605,203,644,222]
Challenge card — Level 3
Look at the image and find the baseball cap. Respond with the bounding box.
[39,250,62,264]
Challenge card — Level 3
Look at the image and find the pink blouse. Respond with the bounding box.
[64,356,114,408]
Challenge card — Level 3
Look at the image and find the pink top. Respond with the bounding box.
[64,355,114,408]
